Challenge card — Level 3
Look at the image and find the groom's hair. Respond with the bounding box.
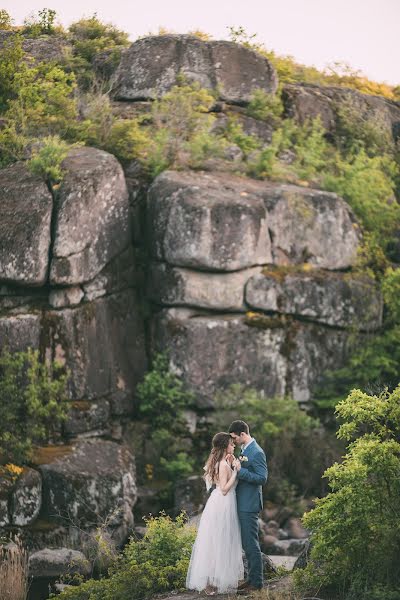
[229,420,249,435]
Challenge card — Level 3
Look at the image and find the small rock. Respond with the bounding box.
[285,517,309,539]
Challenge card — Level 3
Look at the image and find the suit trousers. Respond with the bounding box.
[238,510,263,588]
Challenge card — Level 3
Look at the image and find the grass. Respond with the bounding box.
[0,537,29,600]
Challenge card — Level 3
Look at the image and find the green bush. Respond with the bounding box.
[67,15,129,88]
[323,149,399,238]
[246,88,284,123]
[0,33,24,112]
[54,513,196,600]
[294,386,400,599]
[144,82,226,176]
[23,8,58,37]
[135,353,195,502]
[0,9,13,30]
[0,348,70,464]
[28,135,78,184]
[334,95,395,157]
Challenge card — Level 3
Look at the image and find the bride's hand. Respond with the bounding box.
[233,458,241,471]
[225,453,235,466]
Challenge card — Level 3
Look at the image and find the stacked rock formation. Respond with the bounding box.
[0,33,394,580]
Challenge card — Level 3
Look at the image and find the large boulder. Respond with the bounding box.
[42,290,147,413]
[50,147,130,285]
[151,308,351,406]
[283,83,400,143]
[151,308,288,408]
[147,262,261,311]
[29,548,90,578]
[246,269,382,330]
[263,183,361,269]
[113,35,278,104]
[147,172,361,272]
[39,440,136,539]
[147,171,271,271]
[0,162,53,286]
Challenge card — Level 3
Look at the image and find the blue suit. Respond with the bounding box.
[236,439,268,588]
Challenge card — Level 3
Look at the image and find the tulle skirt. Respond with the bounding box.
[186,486,244,593]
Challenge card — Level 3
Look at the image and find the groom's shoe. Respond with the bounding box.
[237,581,248,590]
[237,583,262,594]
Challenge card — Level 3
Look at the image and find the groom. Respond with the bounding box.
[229,420,268,592]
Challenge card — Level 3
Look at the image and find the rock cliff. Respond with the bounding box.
[0,33,390,580]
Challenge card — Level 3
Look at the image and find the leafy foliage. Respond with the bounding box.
[0,9,13,30]
[23,8,58,36]
[28,135,78,184]
[67,15,130,88]
[0,348,70,464]
[294,386,400,599]
[135,353,195,501]
[54,513,196,600]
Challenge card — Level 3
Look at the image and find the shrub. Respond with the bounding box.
[294,386,400,599]
[67,15,129,88]
[0,537,29,600]
[246,88,284,123]
[323,149,399,238]
[28,135,78,184]
[334,95,395,157]
[0,33,24,112]
[0,9,13,30]
[54,513,196,600]
[137,353,193,429]
[0,348,70,465]
[23,8,58,36]
[144,82,225,176]
[135,353,195,502]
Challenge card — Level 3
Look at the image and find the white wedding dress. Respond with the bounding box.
[186,463,244,593]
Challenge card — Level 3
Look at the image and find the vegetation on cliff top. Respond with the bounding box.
[1,7,400,412]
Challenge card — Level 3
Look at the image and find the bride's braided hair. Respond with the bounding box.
[203,432,232,485]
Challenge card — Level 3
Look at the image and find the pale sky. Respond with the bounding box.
[5,0,400,85]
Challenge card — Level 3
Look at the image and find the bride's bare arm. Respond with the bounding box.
[218,461,238,496]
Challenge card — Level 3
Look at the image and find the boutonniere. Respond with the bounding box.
[239,456,248,462]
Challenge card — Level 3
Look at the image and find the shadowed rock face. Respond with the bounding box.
[151,308,288,408]
[50,147,130,285]
[113,35,278,103]
[43,289,147,414]
[151,308,352,406]
[0,162,53,286]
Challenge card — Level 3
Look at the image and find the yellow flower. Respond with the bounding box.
[5,463,23,476]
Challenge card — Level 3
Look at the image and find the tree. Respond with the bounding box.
[295,385,400,599]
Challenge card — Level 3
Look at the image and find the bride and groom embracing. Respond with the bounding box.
[186,420,268,595]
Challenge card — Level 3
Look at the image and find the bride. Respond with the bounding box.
[186,432,244,595]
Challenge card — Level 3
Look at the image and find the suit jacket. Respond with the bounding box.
[236,439,268,513]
